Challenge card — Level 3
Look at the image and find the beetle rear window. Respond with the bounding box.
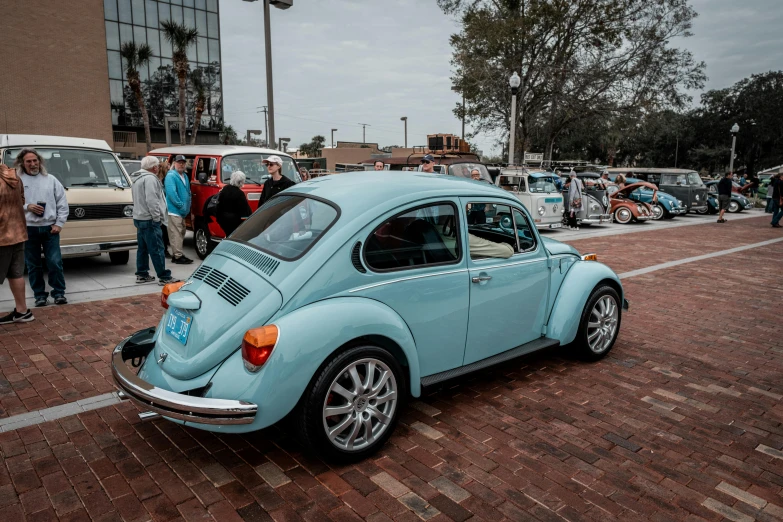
[230,195,337,260]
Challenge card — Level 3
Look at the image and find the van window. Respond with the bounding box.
[196,157,218,183]
[661,173,687,185]
[4,148,130,188]
[687,172,704,185]
[221,153,301,186]
[448,163,492,182]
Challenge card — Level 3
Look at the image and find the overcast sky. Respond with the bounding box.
[219,0,783,156]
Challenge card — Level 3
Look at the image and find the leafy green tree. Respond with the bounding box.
[190,69,206,144]
[120,41,154,152]
[161,20,199,145]
[298,135,326,157]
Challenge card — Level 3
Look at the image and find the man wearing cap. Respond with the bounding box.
[259,155,294,206]
[420,154,436,173]
[164,155,193,264]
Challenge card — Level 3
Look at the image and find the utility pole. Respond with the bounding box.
[257,106,268,146]
[358,123,370,143]
[400,117,407,148]
[461,92,465,140]
[331,128,337,148]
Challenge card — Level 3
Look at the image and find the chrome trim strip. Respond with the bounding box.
[472,257,547,270]
[348,268,469,293]
[61,240,137,255]
[111,331,257,425]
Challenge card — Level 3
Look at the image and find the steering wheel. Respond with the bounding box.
[498,213,513,233]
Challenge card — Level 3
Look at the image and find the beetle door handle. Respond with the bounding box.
[472,275,492,283]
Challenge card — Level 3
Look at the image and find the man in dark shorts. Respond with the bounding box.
[717,171,733,223]
[0,164,34,324]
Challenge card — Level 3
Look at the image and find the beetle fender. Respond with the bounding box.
[200,297,421,434]
[546,261,623,345]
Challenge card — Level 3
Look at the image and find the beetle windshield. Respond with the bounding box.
[220,153,301,186]
[231,195,337,260]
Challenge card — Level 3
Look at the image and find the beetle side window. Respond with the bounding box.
[364,203,460,271]
[512,208,537,252]
[466,203,518,259]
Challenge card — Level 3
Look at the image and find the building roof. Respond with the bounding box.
[1,134,112,151]
[151,145,293,158]
[288,172,511,221]
[606,167,697,174]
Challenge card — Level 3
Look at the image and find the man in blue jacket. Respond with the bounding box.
[164,155,193,264]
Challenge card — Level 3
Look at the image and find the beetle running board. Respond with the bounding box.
[421,337,560,387]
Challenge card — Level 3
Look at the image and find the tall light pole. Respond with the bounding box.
[245,0,293,149]
[278,137,290,152]
[331,128,337,148]
[358,123,370,143]
[246,129,262,146]
[729,122,739,173]
[508,72,521,165]
[400,117,407,148]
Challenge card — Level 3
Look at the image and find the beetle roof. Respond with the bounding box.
[288,172,514,219]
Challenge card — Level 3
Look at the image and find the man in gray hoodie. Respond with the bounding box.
[131,156,179,285]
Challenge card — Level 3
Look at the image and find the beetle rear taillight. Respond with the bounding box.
[242,325,279,372]
[161,281,185,309]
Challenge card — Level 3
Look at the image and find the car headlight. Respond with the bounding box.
[695,195,700,201]
[538,206,545,216]
[590,203,600,212]
[636,204,644,212]
[677,199,683,206]
[123,205,134,217]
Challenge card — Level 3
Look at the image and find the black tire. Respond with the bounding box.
[296,345,405,463]
[109,251,130,265]
[573,285,622,361]
[194,220,215,260]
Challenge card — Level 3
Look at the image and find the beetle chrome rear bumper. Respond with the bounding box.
[112,328,257,425]
[579,214,612,224]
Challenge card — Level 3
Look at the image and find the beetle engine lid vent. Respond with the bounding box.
[217,278,250,307]
[188,264,251,307]
[203,268,229,289]
[216,241,280,276]
[351,242,366,273]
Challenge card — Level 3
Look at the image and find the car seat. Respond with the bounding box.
[404,219,453,264]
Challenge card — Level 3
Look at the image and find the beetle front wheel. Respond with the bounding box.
[614,207,633,224]
[574,286,622,360]
[297,346,404,462]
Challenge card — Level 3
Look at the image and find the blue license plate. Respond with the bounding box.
[165,308,192,345]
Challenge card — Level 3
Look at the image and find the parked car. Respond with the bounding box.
[496,169,563,229]
[121,159,142,174]
[559,173,613,226]
[702,181,754,213]
[607,168,708,213]
[150,146,302,259]
[112,173,627,461]
[1,134,136,264]
[609,176,687,219]
[608,182,655,223]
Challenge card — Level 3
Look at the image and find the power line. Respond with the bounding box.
[357,123,370,143]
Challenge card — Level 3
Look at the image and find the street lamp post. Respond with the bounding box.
[729,123,739,173]
[244,0,293,149]
[508,72,521,165]
[278,137,290,152]
[400,117,407,148]
[246,129,262,146]
[331,128,337,148]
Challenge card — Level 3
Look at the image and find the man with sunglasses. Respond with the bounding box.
[420,154,436,173]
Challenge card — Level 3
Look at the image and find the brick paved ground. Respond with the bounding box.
[0,215,781,521]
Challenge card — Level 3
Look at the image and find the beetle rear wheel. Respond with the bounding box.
[614,207,633,224]
[728,200,740,213]
[575,286,622,360]
[297,346,404,462]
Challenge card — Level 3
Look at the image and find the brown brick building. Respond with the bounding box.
[0,0,224,158]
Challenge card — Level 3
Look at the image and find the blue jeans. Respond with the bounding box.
[134,220,171,279]
[771,199,783,226]
[25,226,66,300]
[766,198,774,213]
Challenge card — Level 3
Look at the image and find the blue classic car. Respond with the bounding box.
[608,176,687,219]
[112,173,627,461]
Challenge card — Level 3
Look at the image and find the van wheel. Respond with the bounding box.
[194,221,215,260]
[575,286,622,360]
[109,251,129,265]
[297,346,405,463]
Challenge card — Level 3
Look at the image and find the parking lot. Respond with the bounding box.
[1,212,781,522]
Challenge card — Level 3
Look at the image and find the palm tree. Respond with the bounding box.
[120,41,153,152]
[161,20,199,145]
[190,69,206,145]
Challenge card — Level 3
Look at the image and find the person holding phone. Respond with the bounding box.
[15,148,69,307]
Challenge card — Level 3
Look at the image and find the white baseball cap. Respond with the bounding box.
[263,155,283,166]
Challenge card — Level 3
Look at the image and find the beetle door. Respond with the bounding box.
[461,200,550,365]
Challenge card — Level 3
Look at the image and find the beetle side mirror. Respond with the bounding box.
[197,171,208,184]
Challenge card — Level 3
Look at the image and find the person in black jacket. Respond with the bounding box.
[216,171,252,236]
[258,155,295,206]
[771,172,783,228]
[717,171,733,223]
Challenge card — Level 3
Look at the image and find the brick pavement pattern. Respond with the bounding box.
[0,215,781,521]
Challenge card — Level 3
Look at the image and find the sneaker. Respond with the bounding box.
[171,256,194,265]
[136,274,156,284]
[158,276,182,286]
[54,296,68,305]
[35,297,48,307]
[0,309,34,325]
[773,224,782,228]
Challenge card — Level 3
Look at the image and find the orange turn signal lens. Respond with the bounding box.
[581,253,598,261]
[161,281,185,309]
[241,325,279,372]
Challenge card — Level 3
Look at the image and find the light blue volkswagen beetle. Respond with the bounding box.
[112,173,627,461]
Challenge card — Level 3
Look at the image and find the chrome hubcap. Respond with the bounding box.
[195,229,208,254]
[729,201,739,212]
[322,358,397,452]
[651,205,664,220]
[616,208,631,223]
[587,295,619,353]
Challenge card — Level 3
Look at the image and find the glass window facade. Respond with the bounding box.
[104,0,222,132]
